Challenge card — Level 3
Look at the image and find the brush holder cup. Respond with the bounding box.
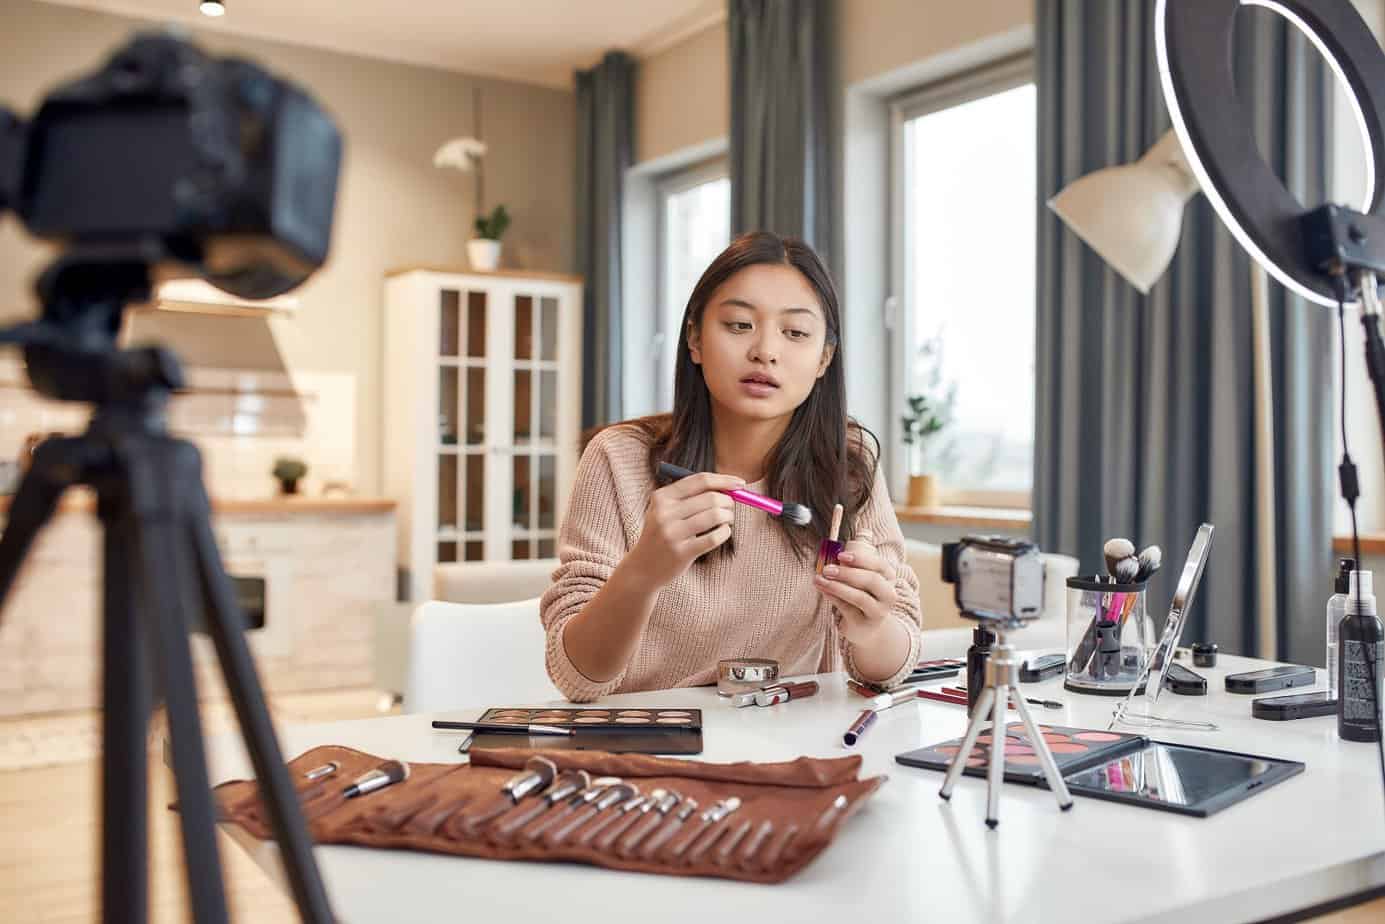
[1064,576,1152,696]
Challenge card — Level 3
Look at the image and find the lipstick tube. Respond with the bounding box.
[754,680,819,706]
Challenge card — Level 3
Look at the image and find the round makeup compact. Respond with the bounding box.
[1192,643,1219,668]
[716,658,779,696]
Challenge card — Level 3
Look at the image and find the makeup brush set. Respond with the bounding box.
[1064,538,1165,696]
[213,745,885,884]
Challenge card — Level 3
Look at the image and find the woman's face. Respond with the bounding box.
[688,263,834,424]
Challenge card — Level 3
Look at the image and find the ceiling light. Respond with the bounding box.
[200,0,225,17]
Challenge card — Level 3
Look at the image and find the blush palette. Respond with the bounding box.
[468,708,704,755]
[894,723,1147,786]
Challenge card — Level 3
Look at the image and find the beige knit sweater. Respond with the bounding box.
[539,425,924,702]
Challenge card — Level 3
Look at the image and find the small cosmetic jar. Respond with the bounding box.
[717,658,780,696]
[816,539,844,575]
[1192,643,1219,668]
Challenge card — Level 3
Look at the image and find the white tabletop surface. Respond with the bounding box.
[198,654,1385,924]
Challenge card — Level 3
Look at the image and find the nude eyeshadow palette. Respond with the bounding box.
[894,722,1148,785]
[470,707,704,755]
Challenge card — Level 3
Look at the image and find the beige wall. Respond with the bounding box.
[633,0,1033,166]
[839,0,1031,87]
[636,21,729,165]
[0,0,575,495]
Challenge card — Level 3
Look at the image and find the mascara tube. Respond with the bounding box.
[843,709,877,748]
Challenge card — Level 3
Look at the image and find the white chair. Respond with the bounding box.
[404,598,561,714]
[433,559,557,605]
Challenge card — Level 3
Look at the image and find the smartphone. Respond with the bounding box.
[1252,691,1337,721]
[1224,664,1315,694]
[1163,662,1208,695]
[1020,653,1065,683]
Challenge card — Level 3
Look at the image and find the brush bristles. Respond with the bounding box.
[1103,537,1136,577]
[381,760,409,783]
[1103,538,1135,560]
[1136,545,1163,582]
[781,503,813,527]
[1114,556,1140,584]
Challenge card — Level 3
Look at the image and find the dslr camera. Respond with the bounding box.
[940,536,1044,624]
[0,30,341,302]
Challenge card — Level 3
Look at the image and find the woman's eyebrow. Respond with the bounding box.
[717,297,820,320]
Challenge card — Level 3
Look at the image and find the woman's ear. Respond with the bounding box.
[816,342,835,378]
[687,320,703,365]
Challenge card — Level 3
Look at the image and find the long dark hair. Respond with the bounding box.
[615,231,879,558]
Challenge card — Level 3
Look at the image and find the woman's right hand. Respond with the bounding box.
[624,471,744,588]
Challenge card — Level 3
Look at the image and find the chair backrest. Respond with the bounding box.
[433,559,557,605]
[404,598,561,714]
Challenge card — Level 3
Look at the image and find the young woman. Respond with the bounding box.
[540,232,922,702]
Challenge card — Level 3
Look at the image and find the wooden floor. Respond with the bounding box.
[0,687,386,923]
[2,690,1383,923]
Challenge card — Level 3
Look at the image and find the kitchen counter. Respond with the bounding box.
[0,490,395,516]
[0,491,397,716]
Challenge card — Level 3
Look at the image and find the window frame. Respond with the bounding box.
[654,157,730,412]
[888,53,1036,509]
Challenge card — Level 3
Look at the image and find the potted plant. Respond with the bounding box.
[469,204,510,272]
[900,336,957,507]
[272,457,308,495]
[433,91,511,272]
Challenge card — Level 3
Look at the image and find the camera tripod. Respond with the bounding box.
[0,257,333,922]
[938,619,1074,828]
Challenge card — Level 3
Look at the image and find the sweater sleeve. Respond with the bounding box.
[538,430,636,702]
[838,467,924,688]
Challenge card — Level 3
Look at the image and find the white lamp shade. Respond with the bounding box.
[1047,129,1201,294]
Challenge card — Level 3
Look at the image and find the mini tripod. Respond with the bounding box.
[938,617,1074,828]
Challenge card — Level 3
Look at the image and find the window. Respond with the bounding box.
[656,160,730,411]
[892,57,1036,507]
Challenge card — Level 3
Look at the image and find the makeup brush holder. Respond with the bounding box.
[1064,576,1152,696]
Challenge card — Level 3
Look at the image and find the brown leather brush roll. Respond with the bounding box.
[212,745,885,884]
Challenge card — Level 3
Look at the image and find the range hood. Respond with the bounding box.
[150,279,299,319]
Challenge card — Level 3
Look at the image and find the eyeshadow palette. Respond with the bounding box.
[894,722,1147,786]
[468,707,704,755]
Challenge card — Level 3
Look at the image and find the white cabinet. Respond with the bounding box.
[383,269,584,602]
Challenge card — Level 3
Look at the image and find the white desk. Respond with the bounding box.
[200,654,1385,923]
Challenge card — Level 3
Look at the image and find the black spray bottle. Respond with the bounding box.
[1338,569,1384,743]
[966,625,995,717]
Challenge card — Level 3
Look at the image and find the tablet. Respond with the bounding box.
[1061,741,1303,817]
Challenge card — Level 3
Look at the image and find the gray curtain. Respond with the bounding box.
[728,0,835,259]
[575,52,635,428]
[1034,1,1334,663]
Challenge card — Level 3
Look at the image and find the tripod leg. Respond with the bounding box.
[0,443,70,608]
[940,687,996,800]
[188,504,335,922]
[1011,690,1073,811]
[131,509,230,924]
[986,688,1008,829]
[102,521,150,924]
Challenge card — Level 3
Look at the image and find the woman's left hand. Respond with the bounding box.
[814,530,898,646]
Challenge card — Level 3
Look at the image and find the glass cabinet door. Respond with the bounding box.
[437,287,489,564]
[505,292,561,560]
